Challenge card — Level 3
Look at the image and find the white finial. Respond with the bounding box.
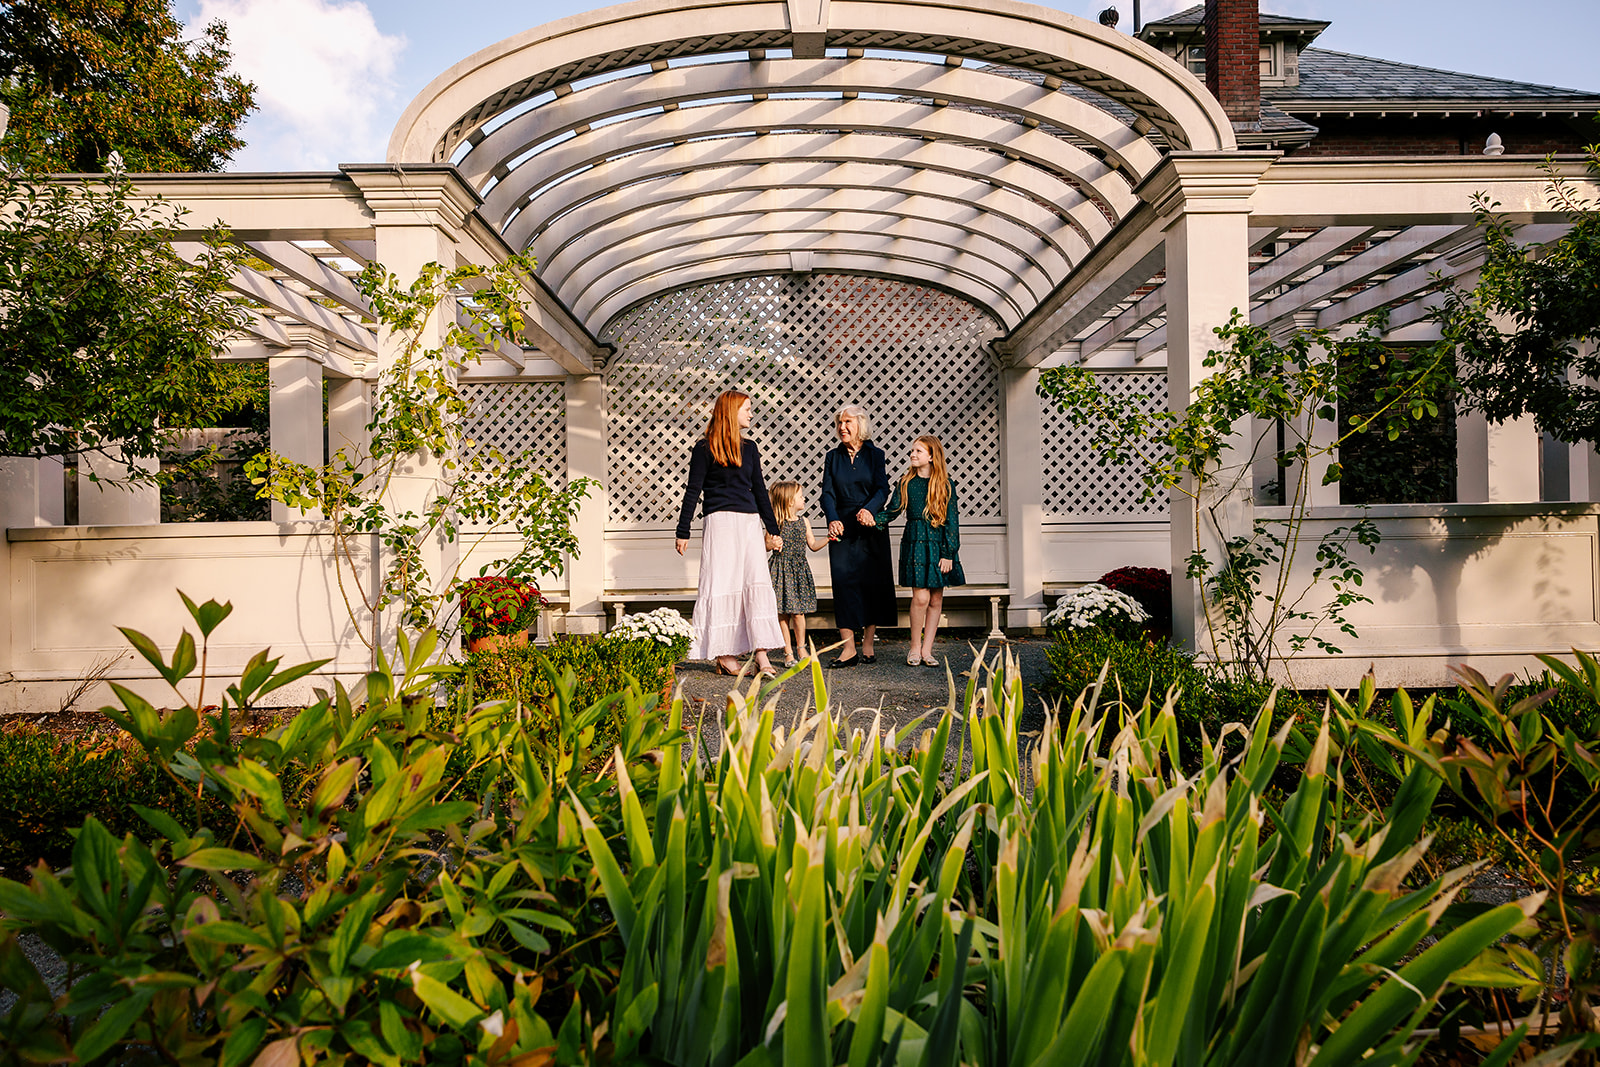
[105,150,126,173]
[1483,132,1505,156]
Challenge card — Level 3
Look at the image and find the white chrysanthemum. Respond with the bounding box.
[614,606,694,645]
[1043,583,1150,633]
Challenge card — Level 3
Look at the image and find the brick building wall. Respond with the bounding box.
[1286,115,1600,157]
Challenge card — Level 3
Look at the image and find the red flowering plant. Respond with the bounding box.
[1098,566,1172,638]
[457,576,545,641]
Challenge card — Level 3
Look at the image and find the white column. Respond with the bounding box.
[1568,360,1600,503]
[1144,154,1273,653]
[327,376,371,466]
[1457,311,1544,504]
[565,373,607,635]
[269,334,326,522]
[0,457,65,529]
[1001,365,1044,628]
[1569,442,1600,503]
[78,447,160,525]
[1456,409,1541,503]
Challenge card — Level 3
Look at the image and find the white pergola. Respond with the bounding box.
[3,0,1597,711]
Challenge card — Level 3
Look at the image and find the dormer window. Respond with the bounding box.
[1260,44,1276,77]
[1186,45,1206,75]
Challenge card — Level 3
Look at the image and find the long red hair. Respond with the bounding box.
[894,435,952,526]
[705,390,749,467]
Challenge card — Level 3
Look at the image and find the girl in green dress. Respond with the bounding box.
[876,435,965,667]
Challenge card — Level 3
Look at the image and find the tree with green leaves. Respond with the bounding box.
[1435,146,1600,445]
[0,155,259,462]
[0,0,255,173]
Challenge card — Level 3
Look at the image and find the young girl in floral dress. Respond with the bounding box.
[766,480,827,666]
[876,435,965,666]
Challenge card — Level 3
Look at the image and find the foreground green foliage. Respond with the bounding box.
[0,594,669,1065]
[587,654,1541,1065]
[0,595,1566,1064]
[1332,653,1600,1044]
[1041,627,1311,756]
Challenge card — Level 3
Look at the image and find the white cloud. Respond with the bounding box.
[190,0,406,171]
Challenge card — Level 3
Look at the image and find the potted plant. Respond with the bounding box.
[458,576,545,653]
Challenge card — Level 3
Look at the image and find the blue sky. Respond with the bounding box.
[171,0,1600,171]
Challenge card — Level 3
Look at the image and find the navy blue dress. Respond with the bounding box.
[820,442,898,631]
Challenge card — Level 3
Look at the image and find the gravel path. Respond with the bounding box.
[670,630,1055,759]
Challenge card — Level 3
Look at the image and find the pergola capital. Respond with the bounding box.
[343,164,481,235]
[1140,151,1281,221]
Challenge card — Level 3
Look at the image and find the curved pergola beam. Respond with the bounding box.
[479,96,1135,228]
[389,0,1233,163]
[458,56,1162,188]
[541,194,1067,294]
[595,253,1017,339]
[581,237,1029,327]
[557,210,1056,314]
[504,135,1104,254]
[527,162,1088,272]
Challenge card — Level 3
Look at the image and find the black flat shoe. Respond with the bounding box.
[860,654,876,664]
[828,655,859,669]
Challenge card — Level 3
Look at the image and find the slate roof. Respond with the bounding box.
[1286,48,1599,104]
[1138,4,1328,32]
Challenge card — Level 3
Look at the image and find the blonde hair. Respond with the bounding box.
[834,404,871,443]
[894,435,952,527]
[705,390,749,467]
[770,480,803,523]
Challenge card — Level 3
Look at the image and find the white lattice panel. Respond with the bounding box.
[1042,371,1170,519]
[603,274,1003,528]
[460,381,566,479]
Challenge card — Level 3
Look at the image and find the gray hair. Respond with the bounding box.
[834,404,872,442]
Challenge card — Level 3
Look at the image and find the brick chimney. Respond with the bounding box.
[1204,0,1260,128]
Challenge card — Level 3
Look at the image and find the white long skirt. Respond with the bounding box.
[689,511,784,660]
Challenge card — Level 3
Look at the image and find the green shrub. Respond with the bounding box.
[1042,628,1314,753]
[0,729,217,873]
[446,634,680,764]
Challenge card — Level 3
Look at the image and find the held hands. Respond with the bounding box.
[855,508,874,526]
[828,520,844,539]
[765,533,784,552]
[939,557,952,574]
[675,538,688,555]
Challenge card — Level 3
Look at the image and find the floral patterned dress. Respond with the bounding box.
[768,518,818,614]
[876,476,966,589]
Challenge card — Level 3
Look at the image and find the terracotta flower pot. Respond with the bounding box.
[466,630,530,655]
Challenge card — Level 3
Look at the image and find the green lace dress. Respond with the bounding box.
[876,476,966,589]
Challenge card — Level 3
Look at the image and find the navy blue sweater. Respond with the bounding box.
[820,441,890,522]
[676,437,780,540]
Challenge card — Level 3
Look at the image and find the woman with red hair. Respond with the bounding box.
[675,390,784,677]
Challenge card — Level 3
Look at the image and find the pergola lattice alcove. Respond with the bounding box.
[600,273,1003,526]
[5,0,1600,711]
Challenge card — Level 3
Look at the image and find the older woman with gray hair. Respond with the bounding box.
[819,404,897,666]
